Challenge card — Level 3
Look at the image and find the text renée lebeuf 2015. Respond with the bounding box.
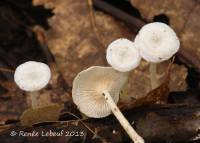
[15,130,85,137]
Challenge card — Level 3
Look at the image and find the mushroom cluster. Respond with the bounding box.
[73,39,144,142]
[13,22,179,143]
[72,22,180,143]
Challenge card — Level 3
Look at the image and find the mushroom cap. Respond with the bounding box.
[106,38,141,72]
[134,22,180,63]
[14,61,51,92]
[72,66,128,118]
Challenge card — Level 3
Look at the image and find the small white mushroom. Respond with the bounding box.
[134,22,180,89]
[106,38,141,72]
[72,66,144,143]
[14,61,51,108]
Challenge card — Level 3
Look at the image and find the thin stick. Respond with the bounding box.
[29,92,39,109]
[87,0,105,48]
[102,91,144,143]
[149,63,159,89]
[0,67,14,73]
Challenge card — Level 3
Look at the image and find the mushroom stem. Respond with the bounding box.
[149,63,159,89]
[29,92,39,109]
[102,91,144,143]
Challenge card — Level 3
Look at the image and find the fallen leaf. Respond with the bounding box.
[119,79,169,110]
[127,61,188,99]
[20,104,64,126]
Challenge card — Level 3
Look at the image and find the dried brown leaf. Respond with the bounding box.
[119,79,169,110]
[20,104,64,126]
[127,61,188,99]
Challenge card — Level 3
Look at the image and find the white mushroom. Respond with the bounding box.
[72,66,144,143]
[14,61,51,108]
[134,22,180,89]
[106,38,141,72]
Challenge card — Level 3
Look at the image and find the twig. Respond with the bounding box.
[0,68,14,73]
[87,0,106,48]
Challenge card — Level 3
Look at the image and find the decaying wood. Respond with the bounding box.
[0,104,199,143]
